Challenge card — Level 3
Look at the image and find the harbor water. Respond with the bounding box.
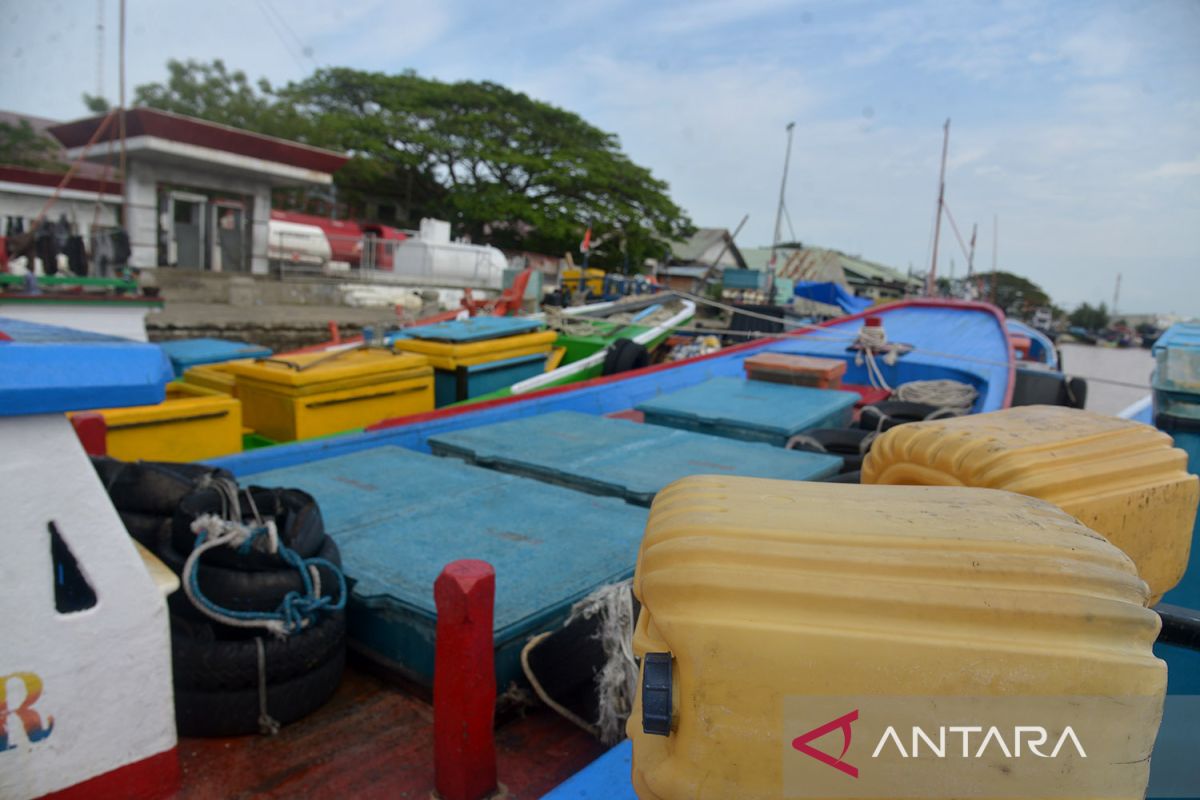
[1058,342,1155,416]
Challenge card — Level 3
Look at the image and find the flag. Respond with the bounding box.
[580,227,592,253]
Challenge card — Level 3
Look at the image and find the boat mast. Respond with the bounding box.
[1113,273,1121,316]
[991,213,998,304]
[927,118,950,295]
[967,222,977,278]
[769,122,796,297]
[119,0,127,228]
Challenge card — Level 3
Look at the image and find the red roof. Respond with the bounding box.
[48,108,348,175]
[0,164,123,196]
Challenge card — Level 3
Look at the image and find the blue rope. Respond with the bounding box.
[188,525,348,634]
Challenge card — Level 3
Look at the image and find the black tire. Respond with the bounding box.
[172,486,325,570]
[171,610,346,692]
[174,648,345,737]
[119,511,171,550]
[806,428,875,454]
[825,470,862,484]
[857,401,942,431]
[602,338,651,376]
[158,535,342,620]
[91,457,235,516]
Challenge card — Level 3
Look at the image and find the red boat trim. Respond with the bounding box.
[38,747,180,800]
[367,298,1014,432]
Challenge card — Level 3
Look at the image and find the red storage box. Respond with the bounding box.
[743,353,847,389]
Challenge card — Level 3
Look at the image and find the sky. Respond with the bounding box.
[2,0,1198,314]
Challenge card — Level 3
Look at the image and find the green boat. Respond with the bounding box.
[459,296,696,404]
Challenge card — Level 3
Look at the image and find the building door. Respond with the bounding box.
[169,192,207,268]
[211,202,246,272]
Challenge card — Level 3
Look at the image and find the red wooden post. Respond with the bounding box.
[70,412,107,456]
[434,559,498,800]
[328,320,341,344]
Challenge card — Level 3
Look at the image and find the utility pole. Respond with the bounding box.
[1113,273,1121,316]
[927,118,950,295]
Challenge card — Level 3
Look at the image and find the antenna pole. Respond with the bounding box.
[927,118,950,295]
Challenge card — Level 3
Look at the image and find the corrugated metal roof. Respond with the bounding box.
[670,228,746,269]
[741,245,919,288]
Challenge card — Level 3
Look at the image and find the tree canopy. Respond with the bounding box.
[127,59,693,267]
[1069,302,1110,331]
[0,119,64,170]
[971,271,1055,317]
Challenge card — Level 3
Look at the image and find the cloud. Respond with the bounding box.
[1144,157,1200,179]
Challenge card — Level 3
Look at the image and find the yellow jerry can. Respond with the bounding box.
[73,381,243,461]
[223,348,434,442]
[628,476,1165,800]
[862,404,1198,604]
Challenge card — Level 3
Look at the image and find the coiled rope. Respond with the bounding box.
[181,479,347,639]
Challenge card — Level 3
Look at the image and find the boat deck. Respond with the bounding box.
[243,445,649,687]
[173,660,603,800]
[429,409,842,505]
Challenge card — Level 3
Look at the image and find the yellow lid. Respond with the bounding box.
[863,405,1198,603]
[224,347,431,389]
[394,330,557,369]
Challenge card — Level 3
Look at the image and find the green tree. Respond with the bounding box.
[81,93,112,113]
[129,60,694,266]
[0,119,64,169]
[1069,302,1110,331]
[972,271,1053,316]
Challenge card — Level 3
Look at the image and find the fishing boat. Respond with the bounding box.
[7,300,1195,799]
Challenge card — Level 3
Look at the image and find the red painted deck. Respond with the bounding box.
[171,660,606,799]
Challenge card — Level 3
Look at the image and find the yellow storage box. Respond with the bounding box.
[628,476,1165,800]
[393,329,557,371]
[181,359,250,396]
[75,381,242,461]
[862,404,1198,604]
[224,348,434,442]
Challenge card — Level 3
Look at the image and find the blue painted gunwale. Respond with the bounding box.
[211,299,1015,477]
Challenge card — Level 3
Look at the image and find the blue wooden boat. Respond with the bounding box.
[1006,318,1058,368]
[207,299,1016,688]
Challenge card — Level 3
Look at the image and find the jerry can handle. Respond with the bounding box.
[642,651,673,736]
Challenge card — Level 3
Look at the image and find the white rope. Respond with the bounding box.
[520,633,600,738]
[256,637,281,735]
[566,581,638,745]
[854,323,894,392]
[181,513,290,639]
[894,379,979,412]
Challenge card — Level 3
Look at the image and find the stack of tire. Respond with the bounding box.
[90,457,347,737]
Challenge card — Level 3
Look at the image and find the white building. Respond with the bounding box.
[48,108,348,275]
